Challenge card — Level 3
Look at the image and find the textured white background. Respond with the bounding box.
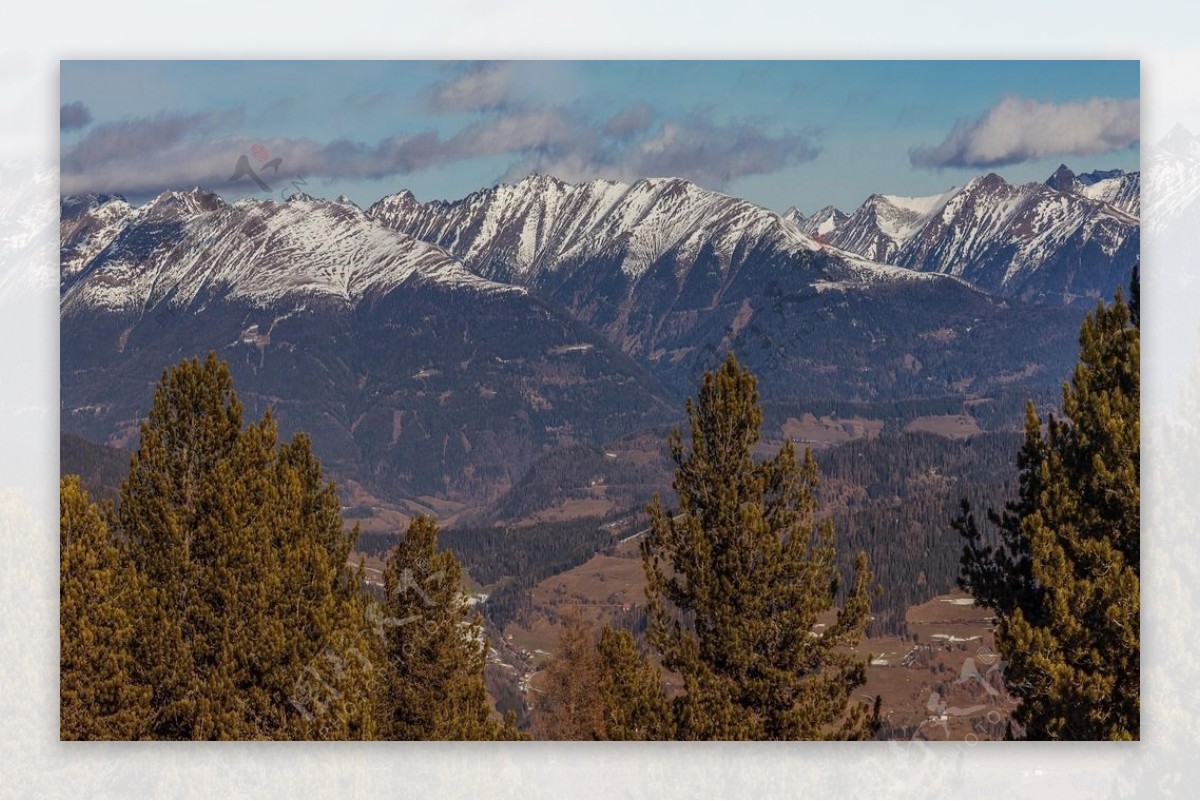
[1,2,1192,797]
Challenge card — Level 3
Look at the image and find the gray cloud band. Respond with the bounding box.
[60,98,820,196]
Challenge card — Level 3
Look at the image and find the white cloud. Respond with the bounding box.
[425,62,513,113]
[911,95,1140,169]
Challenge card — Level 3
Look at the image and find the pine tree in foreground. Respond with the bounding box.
[114,353,376,740]
[60,476,151,740]
[639,353,877,740]
[957,274,1140,740]
[377,515,522,740]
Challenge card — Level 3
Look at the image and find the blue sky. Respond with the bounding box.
[60,60,1140,214]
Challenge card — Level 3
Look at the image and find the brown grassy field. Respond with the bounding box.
[777,413,885,447]
[861,591,1012,740]
[904,414,983,439]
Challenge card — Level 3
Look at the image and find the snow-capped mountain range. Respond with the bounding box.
[60,188,518,319]
[784,165,1139,301]
[60,165,1138,323]
[367,174,837,283]
[60,166,1129,506]
[365,173,940,357]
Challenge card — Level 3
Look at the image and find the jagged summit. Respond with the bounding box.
[285,190,319,203]
[1045,164,1077,192]
[140,186,224,219]
[794,205,849,239]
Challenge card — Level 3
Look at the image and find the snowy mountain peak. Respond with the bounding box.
[513,172,568,190]
[795,205,849,239]
[971,172,1010,193]
[1045,164,1077,192]
[1032,163,1140,217]
[817,189,958,263]
[142,187,224,219]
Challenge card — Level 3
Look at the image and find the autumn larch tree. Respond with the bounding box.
[532,610,606,740]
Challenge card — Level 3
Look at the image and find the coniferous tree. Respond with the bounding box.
[596,626,673,740]
[115,353,376,740]
[958,275,1140,740]
[378,515,521,740]
[640,353,877,740]
[60,476,151,739]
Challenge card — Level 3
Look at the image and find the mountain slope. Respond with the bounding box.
[367,174,838,287]
[1045,164,1141,216]
[60,190,675,507]
[60,188,515,317]
[370,175,1087,402]
[62,174,1101,507]
[818,189,958,263]
[894,173,1138,301]
[368,174,919,361]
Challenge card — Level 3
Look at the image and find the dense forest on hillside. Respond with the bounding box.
[367,429,1028,638]
[61,415,1027,639]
